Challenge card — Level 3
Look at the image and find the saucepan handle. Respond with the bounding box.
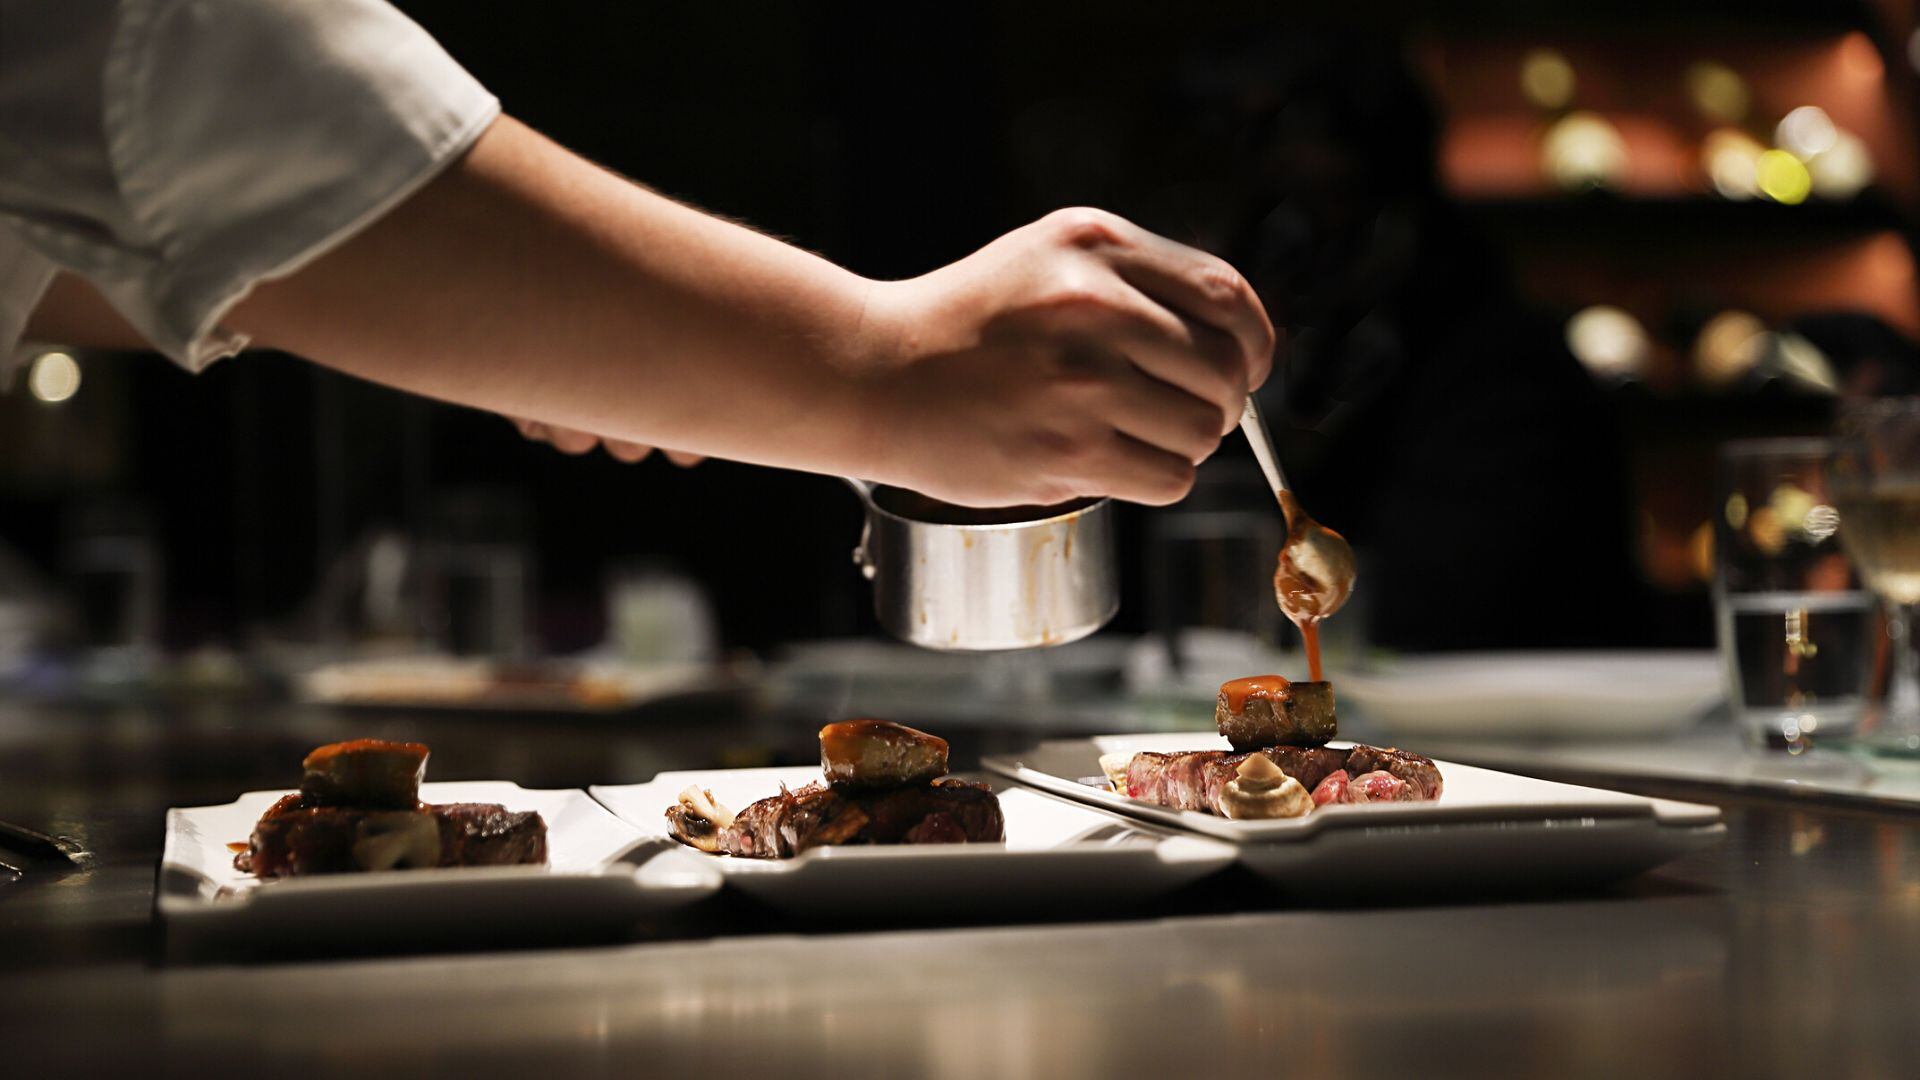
[839,476,875,504]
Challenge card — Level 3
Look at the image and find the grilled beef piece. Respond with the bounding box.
[1310,769,1416,805]
[1214,677,1338,750]
[299,739,429,808]
[236,797,547,877]
[668,778,1003,859]
[1122,744,1437,816]
[1124,746,1348,814]
[819,719,949,789]
[1344,744,1444,800]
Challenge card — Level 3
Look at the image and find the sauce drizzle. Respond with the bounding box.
[1220,674,1293,713]
[1271,490,1348,682]
[1299,620,1324,682]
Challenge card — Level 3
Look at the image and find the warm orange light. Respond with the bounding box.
[1694,310,1767,387]
[1840,31,1883,81]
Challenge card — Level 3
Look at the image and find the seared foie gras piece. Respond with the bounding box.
[299,739,429,808]
[819,719,949,789]
[665,778,1003,859]
[235,801,547,877]
[1214,676,1337,751]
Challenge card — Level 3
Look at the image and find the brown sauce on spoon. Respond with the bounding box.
[1272,491,1348,682]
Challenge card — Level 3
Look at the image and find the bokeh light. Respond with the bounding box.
[1685,61,1749,124]
[1807,130,1874,199]
[1566,305,1650,379]
[1520,48,1576,110]
[1775,105,1837,160]
[27,351,81,404]
[1542,111,1627,192]
[1764,331,1838,393]
[1840,31,1883,81]
[1694,310,1767,387]
[1703,127,1764,200]
[1756,149,1812,204]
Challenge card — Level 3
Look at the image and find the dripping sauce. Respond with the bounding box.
[1220,674,1292,713]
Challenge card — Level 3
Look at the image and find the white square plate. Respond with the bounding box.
[160,781,720,946]
[591,768,1236,915]
[983,734,1726,892]
[1333,651,1721,739]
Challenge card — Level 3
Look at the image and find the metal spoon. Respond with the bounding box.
[1238,397,1356,621]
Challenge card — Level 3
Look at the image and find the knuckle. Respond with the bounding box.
[1193,260,1251,309]
[1044,206,1127,250]
[1189,413,1225,455]
[1161,460,1198,498]
[1032,282,1112,324]
[1025,425,1084,465]
[1138,460,1196,505]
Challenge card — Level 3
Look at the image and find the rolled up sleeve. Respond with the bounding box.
[0,0,499,374]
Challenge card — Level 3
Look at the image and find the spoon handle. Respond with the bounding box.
[1238,396,1291,499]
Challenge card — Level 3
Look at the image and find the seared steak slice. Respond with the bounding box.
[1123,744,1435,816]
[431,803,550,867]
[670,778,1003,859]
[1343,745,1444,800]
[237,798,547,877]
[1125,746,1349,814]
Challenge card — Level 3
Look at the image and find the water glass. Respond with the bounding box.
[1714,439,1873,748]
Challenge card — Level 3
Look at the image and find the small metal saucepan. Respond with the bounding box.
[842,479,1118,651]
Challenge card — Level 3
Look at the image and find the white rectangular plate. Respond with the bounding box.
[592,768,1236,915]
[983,734,1725,892]
[1332,650,1721,739]
[160,781,720,945]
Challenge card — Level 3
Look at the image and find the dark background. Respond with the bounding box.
[4,0,1917,658]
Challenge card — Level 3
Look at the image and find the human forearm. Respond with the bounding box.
[230,115,889,475]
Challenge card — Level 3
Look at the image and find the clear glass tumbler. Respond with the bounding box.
[1714,438,1874,748]
[1829,398,1920,756]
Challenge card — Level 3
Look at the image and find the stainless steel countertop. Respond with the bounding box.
[3,697,1918,1078]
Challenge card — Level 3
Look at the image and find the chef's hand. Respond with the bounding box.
[859,208,1275,507]
[507,416,705,466]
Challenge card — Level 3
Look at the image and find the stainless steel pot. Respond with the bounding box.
[843,479,1119,651]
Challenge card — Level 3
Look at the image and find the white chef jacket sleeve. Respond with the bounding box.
[0,0,500,380]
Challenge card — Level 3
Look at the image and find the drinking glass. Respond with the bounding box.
[1714,439,1874,748]
[1830,398,1920,755]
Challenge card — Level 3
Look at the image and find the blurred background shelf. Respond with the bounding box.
[1460,191,1911,240]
